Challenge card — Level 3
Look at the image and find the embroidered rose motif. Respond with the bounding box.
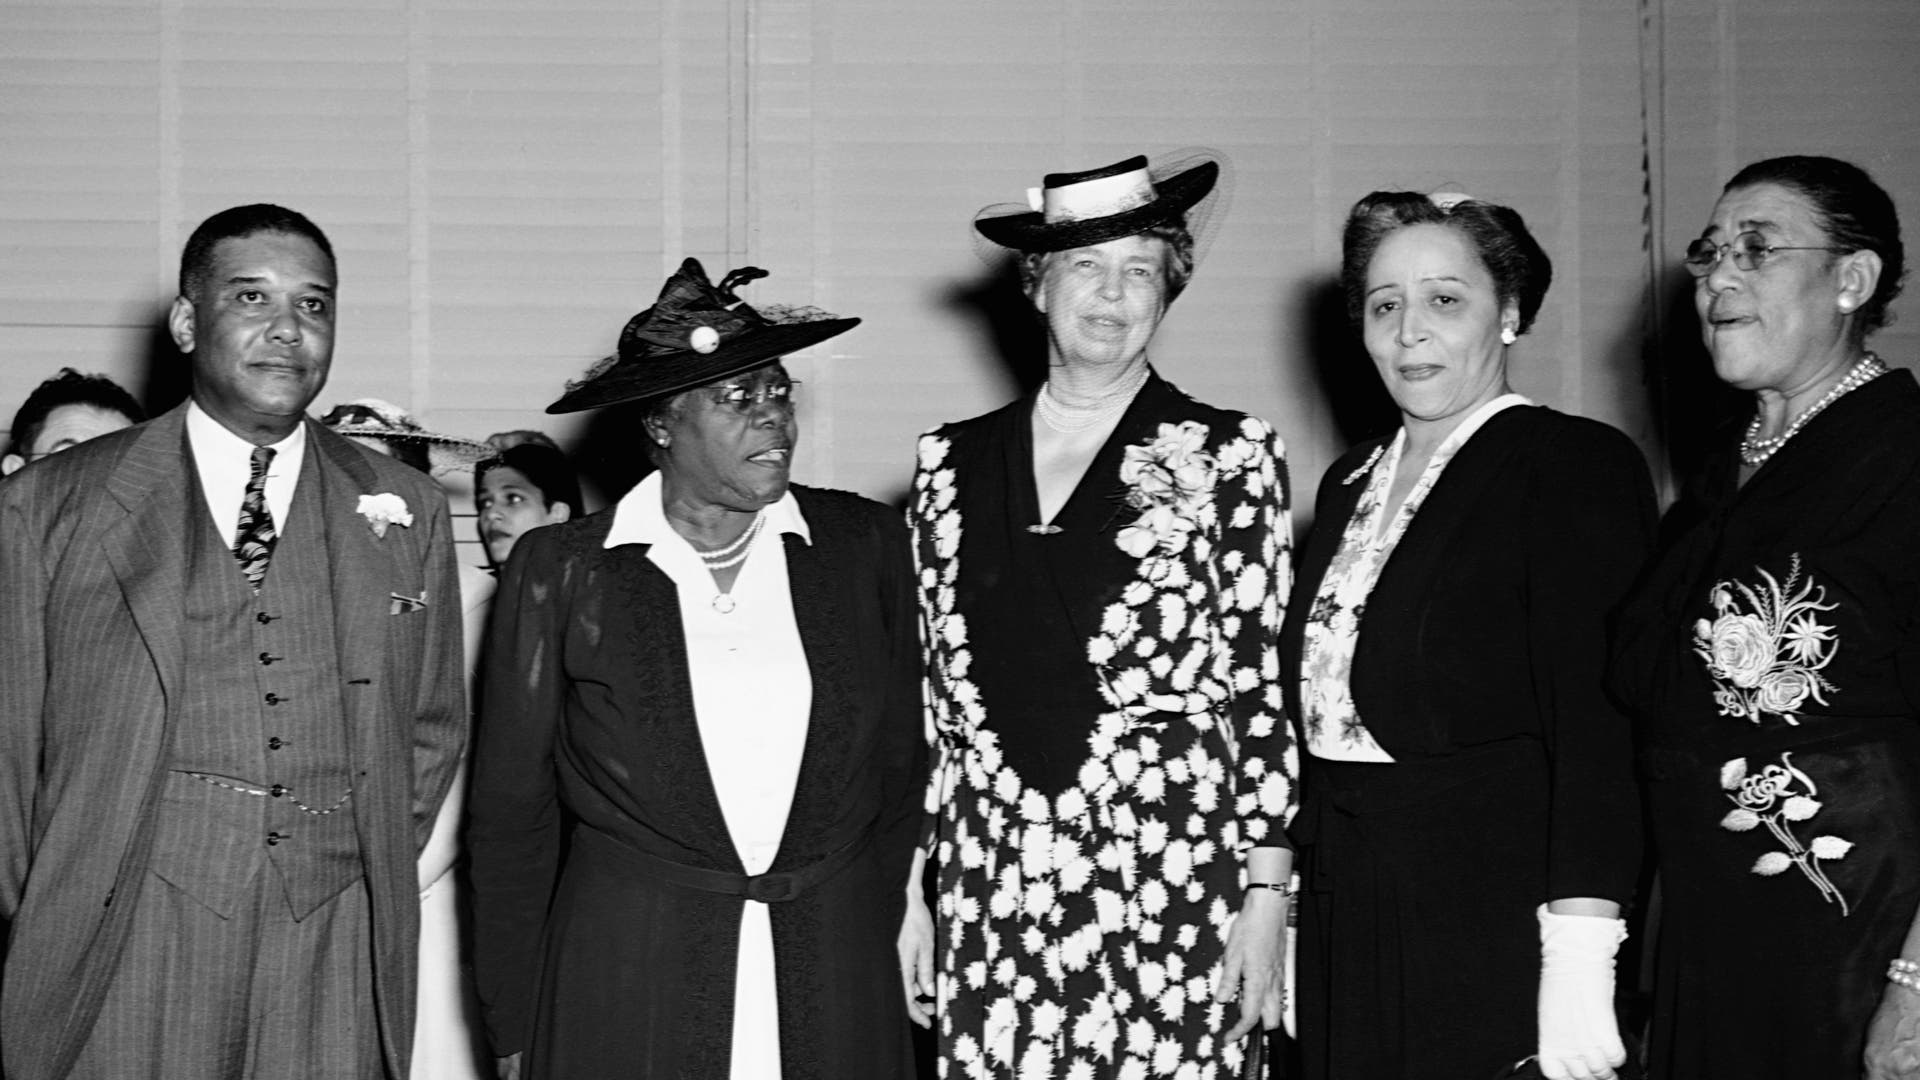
[1115,421,1215,559]
[1701,613,1771,688]
[357,492,413,539]
[1717,752,1851,915]
[1692,555,1840,725]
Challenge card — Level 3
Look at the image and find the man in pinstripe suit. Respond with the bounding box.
[0,204,467,1079]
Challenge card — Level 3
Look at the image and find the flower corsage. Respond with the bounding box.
[1114,421,1215,558]
[357,492,414,539]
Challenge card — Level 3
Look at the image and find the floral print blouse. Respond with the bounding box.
[1300,394,1531,762]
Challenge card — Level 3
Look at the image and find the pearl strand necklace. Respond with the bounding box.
[1739,353,1888,467]
[695,512,765,569]
[1035,363,1150,434]
[695,513,767,614]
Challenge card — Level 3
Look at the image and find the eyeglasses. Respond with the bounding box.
[1684,231,1849,276]
[708,379,799,413]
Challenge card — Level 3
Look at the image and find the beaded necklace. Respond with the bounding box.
[1035,363,1150,434]
[1739,353,1888,467]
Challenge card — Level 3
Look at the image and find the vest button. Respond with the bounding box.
[266,831,285,846]
[256,611,276,624]
[259,652,278,665]
[267,737,285,750]
[270,784,287,798]
[264,693,280,706]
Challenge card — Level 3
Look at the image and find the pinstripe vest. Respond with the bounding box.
[148,446,363,921]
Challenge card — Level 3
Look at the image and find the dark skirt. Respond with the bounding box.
[1643,720,1920,1079]
[1295,741,1547,1080]
[525,826,911,1080]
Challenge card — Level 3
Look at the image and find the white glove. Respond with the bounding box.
[1536,905,1628,1080]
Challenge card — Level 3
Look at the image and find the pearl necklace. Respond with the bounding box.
[1035,364,1150,434]
[694,513,767,614]
[1739,353,1888,467]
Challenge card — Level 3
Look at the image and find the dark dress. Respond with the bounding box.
[1279,406,1655,1080]
[466,485,924,1079]
[1610,369,1920,1079]
[910,373,1296,1079]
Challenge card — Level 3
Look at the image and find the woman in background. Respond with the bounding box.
[1281,190,1654,1080]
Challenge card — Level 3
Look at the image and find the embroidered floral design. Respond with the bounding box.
[1693,555,1839,725]
[357,492,413,539]
[1718,753,1852,915]
[1114,421,1216,559]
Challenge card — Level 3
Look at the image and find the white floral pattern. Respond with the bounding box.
[1693,554,1840,726]
[911,410,1295,1080]
[1718,753,1853,915]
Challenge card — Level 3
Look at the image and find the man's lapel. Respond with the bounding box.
[100,406,194,698]
[310,422,389,690]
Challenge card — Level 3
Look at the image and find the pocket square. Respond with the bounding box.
[390,590,428,614]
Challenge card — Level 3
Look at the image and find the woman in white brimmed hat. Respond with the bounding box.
[902,152,1296,1077]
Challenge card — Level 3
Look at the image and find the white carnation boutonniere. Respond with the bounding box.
[1114,421,1215,559]
[357,492,414,539]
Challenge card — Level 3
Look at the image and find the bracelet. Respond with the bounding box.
[1246,881,1293,897]
[1889,969,1920,996]
[1893,958,1920,975]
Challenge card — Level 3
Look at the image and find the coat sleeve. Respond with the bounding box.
[1525,425,1657,903]
[0,481,48,924]
[465,525,569,1056]
[409,488,470,854]
[907,432,958,857]
[1216,417,1297,849]
[868,506,929,894]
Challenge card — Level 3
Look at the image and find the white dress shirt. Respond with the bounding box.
[605,471,813,1080]
[186,400,307,541]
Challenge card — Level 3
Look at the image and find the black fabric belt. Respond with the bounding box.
[1639,713,1919,783]
[573,823,869,903]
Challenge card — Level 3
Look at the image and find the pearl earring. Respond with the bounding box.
[1501,327,1517,346]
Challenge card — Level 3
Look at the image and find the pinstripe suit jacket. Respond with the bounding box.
[0,403,468,1079]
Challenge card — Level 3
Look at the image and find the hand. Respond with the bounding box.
[897,889,936,1029]
[496,1053,522,1080]
[1866,983,1920,1079]
[1536,907,1627,1080]
[1218,889,1287,1042]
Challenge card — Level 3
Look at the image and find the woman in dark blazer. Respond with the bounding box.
[466,259,924,1079]
[1279,191,1656,1080]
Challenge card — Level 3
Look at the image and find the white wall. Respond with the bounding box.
[4,0,1918,553]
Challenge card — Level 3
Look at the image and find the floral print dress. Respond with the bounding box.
[910,373,1295,1080]
[1611,370,1920,1079]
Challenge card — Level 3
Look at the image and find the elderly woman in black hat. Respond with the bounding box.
[465,260,925,1079]
[901,153,1296,1078]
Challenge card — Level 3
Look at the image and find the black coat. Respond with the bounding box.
[466,485,924,1079]
[1280,405,1655,1078]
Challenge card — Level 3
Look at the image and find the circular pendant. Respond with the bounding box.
[712,593,737,614]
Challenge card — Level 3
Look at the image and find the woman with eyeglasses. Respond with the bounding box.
[466,259,924,1079]
[1610,156,1919,1078]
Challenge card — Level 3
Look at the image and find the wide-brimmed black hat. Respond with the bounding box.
[974,150,1223,254]
[548,258,860,414]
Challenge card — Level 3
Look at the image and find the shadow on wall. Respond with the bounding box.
[1293,273,1399,456]
[1646,266,1744,494]
[939,251,1047,400]
[573,400,656,508]
[135,303,193,417]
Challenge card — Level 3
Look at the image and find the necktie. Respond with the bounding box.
[233,446,278,591]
